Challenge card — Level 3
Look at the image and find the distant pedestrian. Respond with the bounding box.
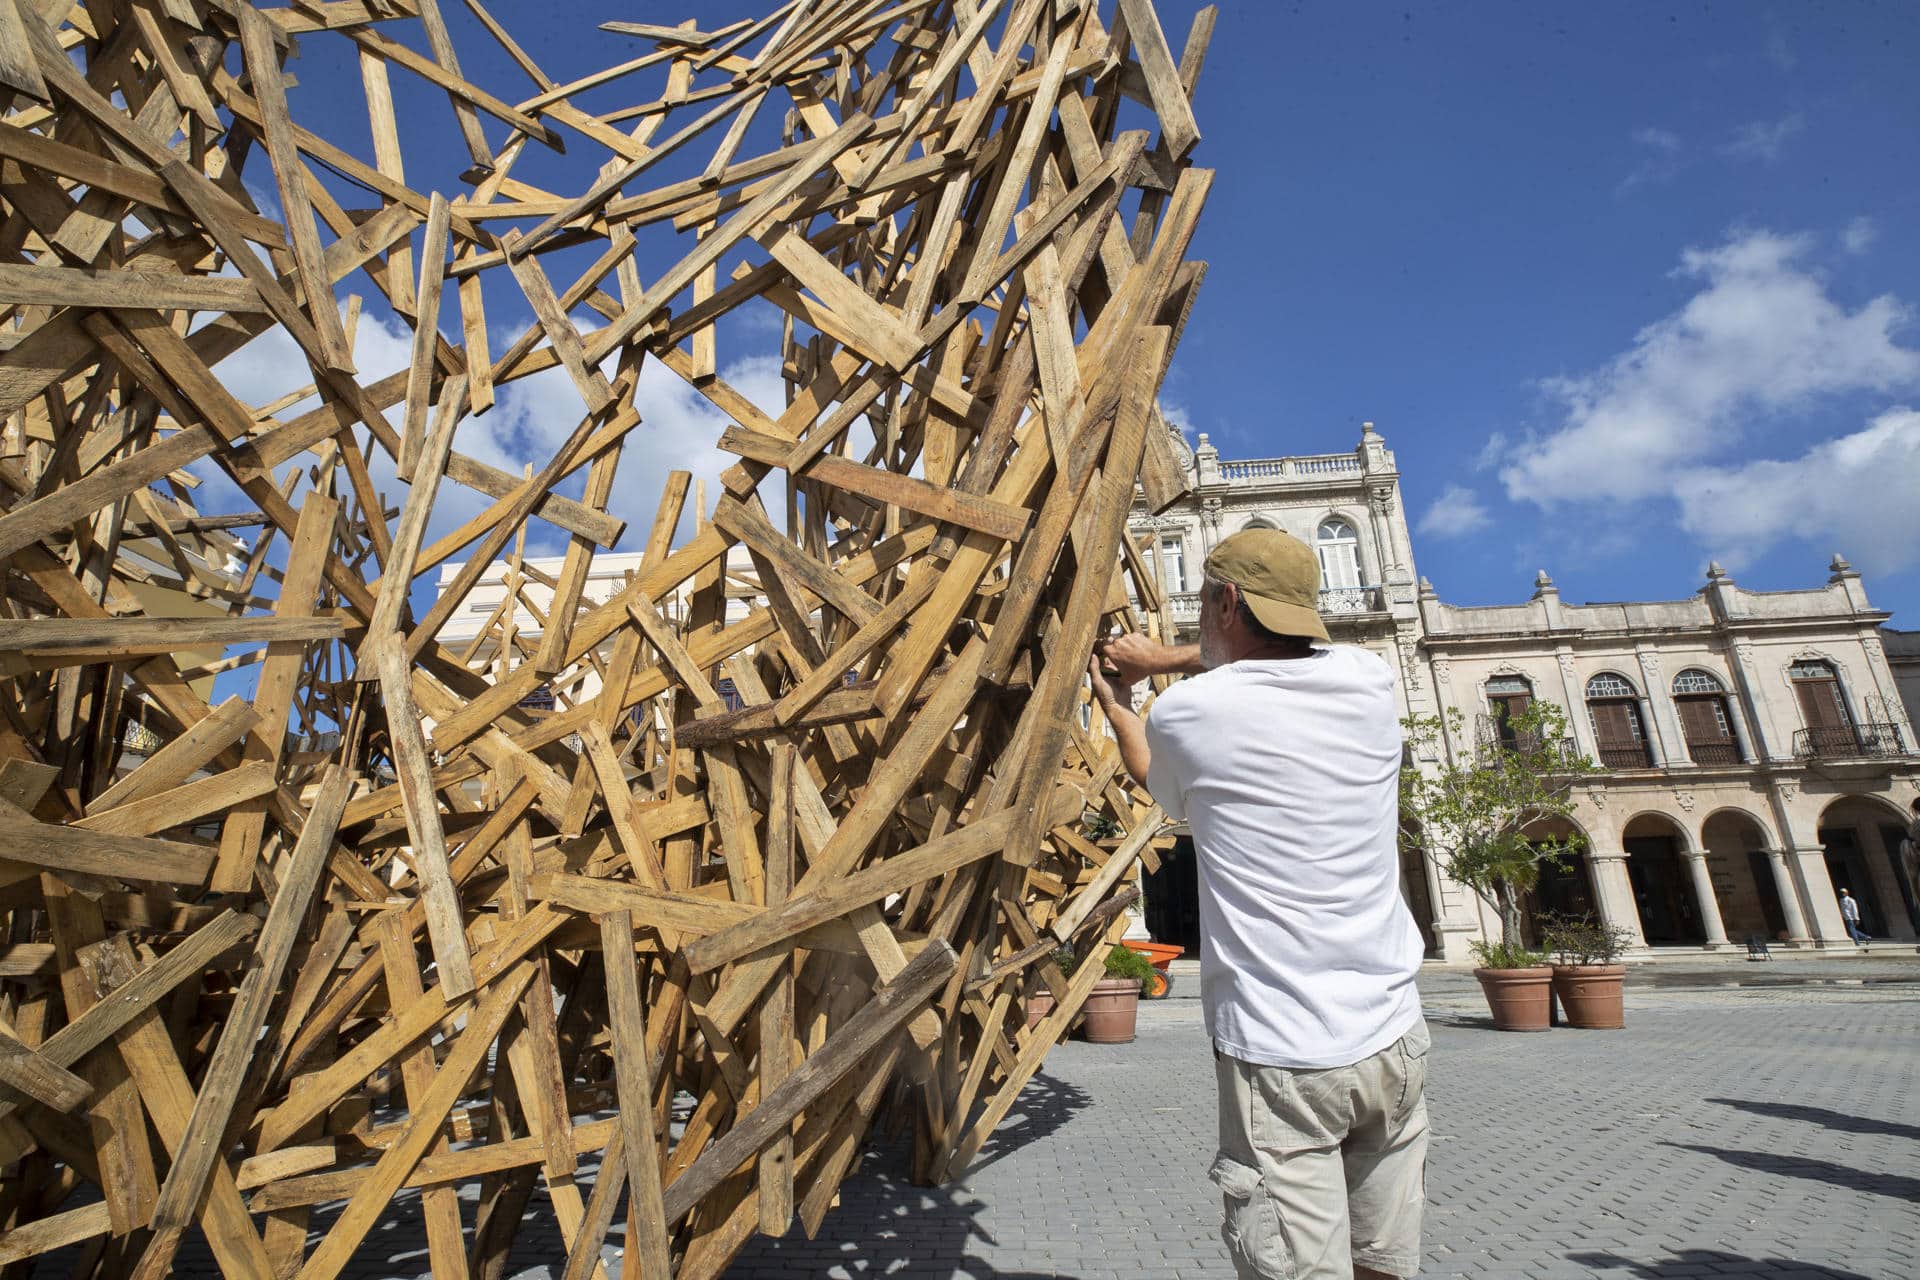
[1091,528,1427,1280]
[1838,888,1869,944]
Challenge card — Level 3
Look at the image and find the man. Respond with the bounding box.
[1089,527,1428,1280]
[1838,888,1869,944]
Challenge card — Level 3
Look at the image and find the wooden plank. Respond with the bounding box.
[599,910,673,1275]
[236,4,356,373]
[399,193,452,480]
[0,616,343,655]
[0,263,265,312]
[0,818,214,884]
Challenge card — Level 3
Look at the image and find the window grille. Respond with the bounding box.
[1585,673,1636,699]
[1672,669,1725,695]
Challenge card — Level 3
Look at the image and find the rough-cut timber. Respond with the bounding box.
[0,0,1210,1274]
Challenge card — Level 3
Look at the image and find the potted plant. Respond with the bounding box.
[1400,703,1599,1032]
[1541,913,1633,1029]
[1059,944,1155,1043]
[1466,940,1554,1030]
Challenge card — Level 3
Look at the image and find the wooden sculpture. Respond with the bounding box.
[0,0,1212,1274]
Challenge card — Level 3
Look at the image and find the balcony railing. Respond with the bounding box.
[1474,732,1582,772]
[1596,742,1655,770]
[1319,585,1383,614]
[1165,585,1384,622]
[1684,740,1743,766]
[1794,723,1910,761]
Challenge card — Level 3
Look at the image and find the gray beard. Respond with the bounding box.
[1198,629,1226,670]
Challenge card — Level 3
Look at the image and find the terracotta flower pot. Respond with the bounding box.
[1025,988,1055,1030]
[1473,966,1554,1032]
[1552,964,1626,1030]
[1079,977,1141,1043]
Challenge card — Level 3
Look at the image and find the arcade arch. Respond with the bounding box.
[1699,808,1787,944]
[1517,814,1597,948]
[1817,795,1919,941]
[1621,812,1709,945]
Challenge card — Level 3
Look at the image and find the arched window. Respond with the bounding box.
[1789,659,1855,756]
[1315,518,1362,590]
[1485,675,1534,750]
[1672,669,1741,765]
[1585,672,1651,769]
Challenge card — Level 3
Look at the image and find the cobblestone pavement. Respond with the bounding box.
[140,966,1920,1279]
[723,975,1920,1280]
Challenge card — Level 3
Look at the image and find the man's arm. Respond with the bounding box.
[1094,634,1207,686]
[1088,658,1151,785]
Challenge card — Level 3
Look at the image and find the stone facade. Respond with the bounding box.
[1131,425,1920,963]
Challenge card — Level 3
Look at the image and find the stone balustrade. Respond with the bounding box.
[1213,453,1364,483]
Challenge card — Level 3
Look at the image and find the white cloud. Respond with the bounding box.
[1633,126,1681,153]
[1841,217,1878,256]
[1722,113,1805,163]
[1674,407,1920,576]
[1618,127,1683,194]
[1501,228,1920,504]
[1416,484,1492,539]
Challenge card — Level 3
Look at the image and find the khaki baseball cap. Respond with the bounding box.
[1203,528,1329,641]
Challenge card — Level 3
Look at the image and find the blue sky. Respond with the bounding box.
[1144,1,1920,621]
[212,1,1920,636]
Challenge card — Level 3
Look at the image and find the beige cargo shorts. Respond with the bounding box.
[1211,1020,1430,1279]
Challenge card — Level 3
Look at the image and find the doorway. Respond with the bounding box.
[1624,833,1705,944]
[1142,836,1200,955]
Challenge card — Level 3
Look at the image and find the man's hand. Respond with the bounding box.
[1094,634,1205,686]
[1086,655,1152,786]
[1087,654,1135,710]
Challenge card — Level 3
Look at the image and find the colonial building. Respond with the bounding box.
[1130,425,1920,963]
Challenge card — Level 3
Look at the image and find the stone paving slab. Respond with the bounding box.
[131,977,1920,1279]
[723,981,1920,1280]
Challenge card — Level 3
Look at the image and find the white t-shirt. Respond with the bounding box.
[1143,645,1424,1070]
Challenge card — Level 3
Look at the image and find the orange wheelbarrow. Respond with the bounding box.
[1124,941,1185,999]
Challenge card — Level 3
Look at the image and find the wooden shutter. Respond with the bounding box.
[1676,698,1726,744]
[1591,701,1647,767]
[1794,678,1848,730]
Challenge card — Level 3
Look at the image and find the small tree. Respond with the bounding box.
[1399,701,1599,958]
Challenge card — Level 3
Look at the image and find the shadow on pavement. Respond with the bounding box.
[1661,1142,1920,1203]
[725,1069,1093,1279]
[1705,1096,1920,1143]
[1567,1248,1876,1278]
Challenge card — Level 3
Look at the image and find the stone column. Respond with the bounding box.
[1635,649,1679,767]
[1788,844,1853,946]
[1764,848,1812,945]
[1557,650,1600,762]
[1682,851,1729,948]
[1587,853,1647,951]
